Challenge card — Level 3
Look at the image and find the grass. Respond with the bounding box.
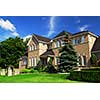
[0,73,79,83]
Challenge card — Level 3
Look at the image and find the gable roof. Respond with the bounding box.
[33,34,51,42]
[40,49,54,57]
[92,36,100,52]
[53,31,72,39]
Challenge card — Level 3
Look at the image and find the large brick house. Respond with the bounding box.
[19,31,99,70]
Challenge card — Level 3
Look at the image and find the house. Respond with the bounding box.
[92,36,100,65]
[19,31,99,70]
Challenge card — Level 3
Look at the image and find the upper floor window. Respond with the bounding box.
[72,36,85,45]
[81,36,85,43]
[72,39,75,45]
[55,41,60,48]
[61,40,65,46]
[29,44,36,51]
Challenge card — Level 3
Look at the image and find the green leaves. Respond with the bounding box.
[0,37,27,68]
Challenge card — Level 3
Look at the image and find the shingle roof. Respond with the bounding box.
[53,31,72,38]
[33,34,51,42]
[40,49,54,57]
[92,36,100,52]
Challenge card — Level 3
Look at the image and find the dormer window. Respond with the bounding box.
[55,41,60,48]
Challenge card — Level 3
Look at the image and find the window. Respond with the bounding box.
[29,45,32,51]
[29,58,31,66]
[83,56,86,65]
[31,57,34,66]
[61,40,65,46]
[31,57,37,67]
[29,44,37,51]
[81,36,85,43]
[55,41,60,48]
[79,56,82,66]
[31,45,34,51]
[23,59,27,65]
[72,39,75,45]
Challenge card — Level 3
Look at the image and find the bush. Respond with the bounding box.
[20,69,31,73]
[70,71,100,82]
[81,67,100,71]
[20,68,39,74]
[44,57,57,73]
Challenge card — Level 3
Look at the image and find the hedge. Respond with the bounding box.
[81,67,100,71]
[70,71,100,82]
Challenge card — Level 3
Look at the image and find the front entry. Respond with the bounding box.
[41,58,47,66]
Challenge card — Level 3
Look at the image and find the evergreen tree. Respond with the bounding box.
[59,33,78,72]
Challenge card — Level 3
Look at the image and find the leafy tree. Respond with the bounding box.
[59,32,78,72]
[0,37,26,68]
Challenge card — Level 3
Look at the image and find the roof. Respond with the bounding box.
[53,31,72,39]
[33,34,51,42]
[92,36,100,52]
[72,31,98,38]
[72,31,89,36]
[40,49,54,57]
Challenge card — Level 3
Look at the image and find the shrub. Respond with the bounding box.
[97,60,100,66]
[20,68,40,74]
[44,57,57,73]
[20,69,31,73]
[70,71,100,82]
[90,53,97,66]
[81,67,100,71]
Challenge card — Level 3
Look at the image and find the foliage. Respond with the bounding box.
[70,70,100,82]
[20,68,39,73]
[44,57,57,73]
[0,37,27,68]
[81,67,100,71]
[20,69,31,73]
[97,60,100,66]
[90,53,97,66]
[59,32,78,72]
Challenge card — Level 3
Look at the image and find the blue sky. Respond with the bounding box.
[0,16,100,41]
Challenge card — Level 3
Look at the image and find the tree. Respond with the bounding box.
[59,32,78,72]
[44,57,57,73]
[90,53,97,66]
[0,37,26,68]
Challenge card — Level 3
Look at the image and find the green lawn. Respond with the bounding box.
[0,73,79,83]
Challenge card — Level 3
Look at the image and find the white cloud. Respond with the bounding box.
[11,32,19,36]
[0,18,16,32]
[47,16,56,37]
[0,18,20,38]
[23,35,32,42]
[79,24,89,31]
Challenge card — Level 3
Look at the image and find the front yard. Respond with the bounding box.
[0,73,79,83]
